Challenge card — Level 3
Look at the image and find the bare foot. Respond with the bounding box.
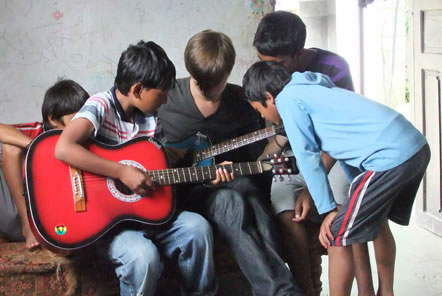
[23,228,40,250]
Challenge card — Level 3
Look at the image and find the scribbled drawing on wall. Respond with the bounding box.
[250,0,264,15]
[0,0,267,123]
[52,10,64,20]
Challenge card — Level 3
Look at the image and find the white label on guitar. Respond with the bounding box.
[106,160,146,202]
[148,137,162,149]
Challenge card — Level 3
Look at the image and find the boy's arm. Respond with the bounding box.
[292,152,337,222]
[277,97,336,215]
[258,135,288,160]
[2,143,39,248]
[55,118,153,195]
[0,123,33,148]
[259,137,337,171]
[321,152,337,173]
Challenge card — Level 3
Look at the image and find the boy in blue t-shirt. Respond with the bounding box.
[242,61,430,296]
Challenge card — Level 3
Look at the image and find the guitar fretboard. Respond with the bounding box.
[193,125,283,162]
[148,161,264,185]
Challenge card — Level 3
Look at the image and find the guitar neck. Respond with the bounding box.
[148,161,267,185]
[193,125,282,162]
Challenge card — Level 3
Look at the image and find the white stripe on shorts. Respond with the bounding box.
[342,171,375,246]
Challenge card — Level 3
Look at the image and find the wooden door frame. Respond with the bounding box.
[409,0,442,236]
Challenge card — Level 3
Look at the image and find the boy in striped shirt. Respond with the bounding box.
[55,41,217,296]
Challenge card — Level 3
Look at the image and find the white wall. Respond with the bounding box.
[277,0,408,111]
[336,0,362,93]
[276,0,337,51]
[0,0,272,123]
[363,0,408,111]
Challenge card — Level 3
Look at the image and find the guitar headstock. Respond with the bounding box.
[261,154,299,177]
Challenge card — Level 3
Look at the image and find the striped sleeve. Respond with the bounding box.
[73,94,111,137]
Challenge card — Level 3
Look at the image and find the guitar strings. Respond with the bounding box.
[197,128,276,158]
[31,162,265,187]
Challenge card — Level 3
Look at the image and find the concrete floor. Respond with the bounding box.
[320,220,442,296]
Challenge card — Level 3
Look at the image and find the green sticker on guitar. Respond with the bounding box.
[55,224,67,235]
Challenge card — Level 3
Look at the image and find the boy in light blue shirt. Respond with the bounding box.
[242,61,430,296]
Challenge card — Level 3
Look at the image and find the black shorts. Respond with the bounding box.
[330,144,431,246]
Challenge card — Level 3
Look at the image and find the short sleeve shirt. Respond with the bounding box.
[157,77,265,162]
[73,87,159,145]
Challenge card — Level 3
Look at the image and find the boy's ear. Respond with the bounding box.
[130,83,143,99]
[265,92,275,105]
[294,48,304,58]
[48,116,62,129]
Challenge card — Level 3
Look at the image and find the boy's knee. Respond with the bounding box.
[137,249,163,288]
[110,233,162,275]
[2,143,24,157]
[115,246,163,296]
[181,212,213,242]
[228,176,260,195]
[278,210,298,224]
[206,190,250,234]
[129,244,162,272]
[210,189,246,216]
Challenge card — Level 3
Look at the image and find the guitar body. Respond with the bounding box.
[165,132,214,166]
[25,130,175,250]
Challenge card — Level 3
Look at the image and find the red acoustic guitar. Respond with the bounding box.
[25,129,296,250]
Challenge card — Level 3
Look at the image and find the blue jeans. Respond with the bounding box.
[180,177,303,296]
[97,211,216,296]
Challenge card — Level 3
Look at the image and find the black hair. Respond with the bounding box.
[253,11,306,57]
[115,41,176,95]
[42,79,89,130]
[242,61,291,107]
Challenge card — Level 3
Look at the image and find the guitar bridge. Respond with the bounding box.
[70,166,86,212]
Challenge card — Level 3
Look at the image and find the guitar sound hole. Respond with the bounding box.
[113,180,134,195]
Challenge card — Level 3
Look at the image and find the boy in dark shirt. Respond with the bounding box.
[158,30,302,296]
[253,11,356,296]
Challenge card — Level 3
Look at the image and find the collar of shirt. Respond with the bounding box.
[110,86,147,125]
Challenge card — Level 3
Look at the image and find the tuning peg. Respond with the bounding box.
[279,175,284,182]
[266,154,270,159]
[273,176,277,182]
[287,169,292,174]
[274,153,278,158]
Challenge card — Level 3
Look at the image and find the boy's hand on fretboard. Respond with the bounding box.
[211,161,234,185]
